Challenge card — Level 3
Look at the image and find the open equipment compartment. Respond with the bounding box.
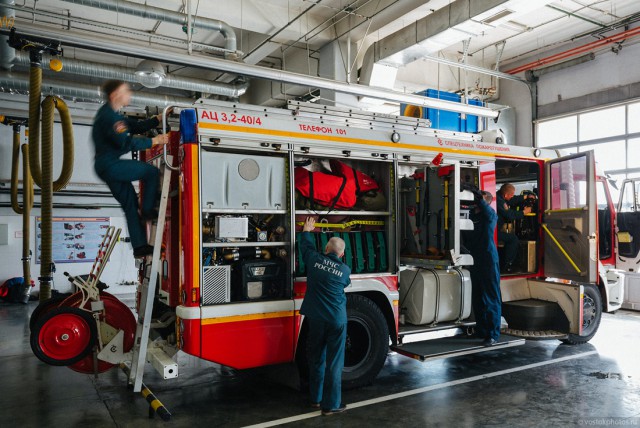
[293,153,394,278]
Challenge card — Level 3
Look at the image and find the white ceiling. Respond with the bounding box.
[4,0,640,107]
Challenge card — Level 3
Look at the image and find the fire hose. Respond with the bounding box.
[9,28,74,301]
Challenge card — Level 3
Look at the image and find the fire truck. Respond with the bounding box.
[137,99,624,389]
[29,99,625,391]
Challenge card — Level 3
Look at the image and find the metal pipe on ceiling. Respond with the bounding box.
[0,25,500,119]
[0,0,15,70]
[60,0,239,58]
[12,51,248,97]
[505,26,640,75]
[0,71,193,107]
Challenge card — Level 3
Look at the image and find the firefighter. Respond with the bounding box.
[92,80,169,258]
[466,187,501,346]
[496,183,533,272]
[299,217,350,415]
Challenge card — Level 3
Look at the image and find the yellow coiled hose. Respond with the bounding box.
[28,64,74,301]
[10,126,34,298]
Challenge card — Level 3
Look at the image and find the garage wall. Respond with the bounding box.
[536,42,640,115]
[498,41,640,147]
[0,123,139,297]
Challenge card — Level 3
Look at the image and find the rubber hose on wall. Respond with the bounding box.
[35,96,74,301]
[28,64,75,301]
[21,144,32,302]
[10,127,33,214]
[10,125,34,302]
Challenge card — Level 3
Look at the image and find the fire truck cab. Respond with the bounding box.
[148,99,615,389]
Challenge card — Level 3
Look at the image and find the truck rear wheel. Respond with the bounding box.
[343,294,389,389]
[561,284,602,345]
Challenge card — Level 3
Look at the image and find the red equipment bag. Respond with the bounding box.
[294,167,356,209]
[330,159,379,194]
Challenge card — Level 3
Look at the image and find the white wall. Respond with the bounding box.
[0,122,139,297]
[536,42,640,107]
[500,41,640,144]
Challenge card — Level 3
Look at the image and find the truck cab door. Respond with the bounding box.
[543,151,597,283]
[616,178,640,271]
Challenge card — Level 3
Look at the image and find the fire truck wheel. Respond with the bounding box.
[29,295,69,332]
[343,294,389,390]
[561,284,602,345]
[30,307,97,366]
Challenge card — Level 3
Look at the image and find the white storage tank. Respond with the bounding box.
[399,268,472,325]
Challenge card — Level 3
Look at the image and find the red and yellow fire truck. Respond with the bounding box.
[30,99,624,390]
[140,99,621,388]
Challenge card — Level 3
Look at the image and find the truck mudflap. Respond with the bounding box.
[390,334,524,362]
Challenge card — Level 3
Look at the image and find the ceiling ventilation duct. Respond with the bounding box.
[60,0,240,59]
[0,71,193,107]
[360,0,555,88]
[2,24,500,118]
[0,0,15,70]
[9,51,249,98]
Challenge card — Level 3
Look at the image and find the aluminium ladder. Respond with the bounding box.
[128,156,173,392]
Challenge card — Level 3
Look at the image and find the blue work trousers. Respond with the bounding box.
[471,261,502,341]
[98,159,159,249]
[498,231,519,266]
[307,318,346,411]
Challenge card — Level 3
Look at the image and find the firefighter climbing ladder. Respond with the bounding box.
[128,157,173,392]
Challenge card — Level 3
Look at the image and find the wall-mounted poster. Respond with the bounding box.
[36,217,110,264]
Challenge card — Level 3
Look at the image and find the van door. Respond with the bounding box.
[543,151,597,283]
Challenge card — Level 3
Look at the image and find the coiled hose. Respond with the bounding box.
[28,63,74,301]
[9,124,34,302]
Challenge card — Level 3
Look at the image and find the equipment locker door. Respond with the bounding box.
[543,151,597,283]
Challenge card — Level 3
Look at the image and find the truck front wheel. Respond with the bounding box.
[342,294,389,389]
[562,284,602,345]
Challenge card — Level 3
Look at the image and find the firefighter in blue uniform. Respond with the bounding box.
[92,80,169,258]
[300,217,350,415]
[465,187,501,346]
[496,183,533,272]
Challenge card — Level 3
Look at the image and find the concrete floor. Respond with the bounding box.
[1,301,639,428]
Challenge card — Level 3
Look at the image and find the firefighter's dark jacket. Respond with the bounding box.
[299,232,351,324]
[92,104,159,174]
[468,198,499,262]
[496,193,526,231]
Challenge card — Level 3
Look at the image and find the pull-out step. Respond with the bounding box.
[502,299,568,332]
[391,334,524,362]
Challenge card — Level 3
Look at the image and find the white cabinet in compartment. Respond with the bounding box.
[201,152,286,211]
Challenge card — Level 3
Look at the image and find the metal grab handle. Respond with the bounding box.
[162,104,181,172]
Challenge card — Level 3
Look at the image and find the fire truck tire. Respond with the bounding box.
[561,284,602,345]
[29,295,69,332]
[343,294,389,390]
[30,307,97,366]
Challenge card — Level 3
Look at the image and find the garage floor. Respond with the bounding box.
[1,301,639,427]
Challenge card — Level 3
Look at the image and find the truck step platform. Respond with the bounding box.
[390,334,524,362]
[502,299,568,331]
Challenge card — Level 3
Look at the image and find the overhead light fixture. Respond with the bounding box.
[134,60,166,89]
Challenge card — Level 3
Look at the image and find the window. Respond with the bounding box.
[549,156,588,210]
[596,180,609,210]
[618,180,638,213]
[537,116,577,147]
[628,138,640,168]
[579,106,625,140]
[628,102,640,133]
[579,140,626,172]
[537,100,640,190]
